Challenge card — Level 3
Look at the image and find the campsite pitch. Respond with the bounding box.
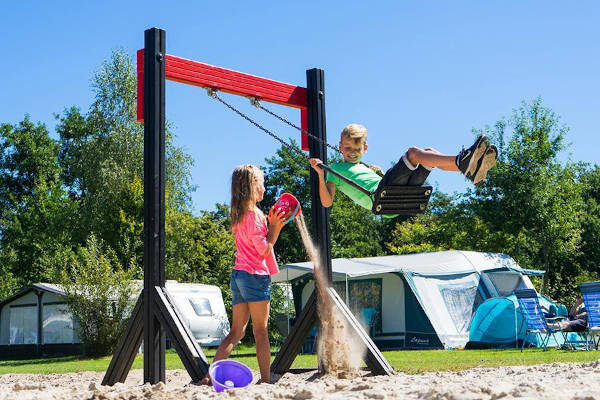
[0,360,599,399]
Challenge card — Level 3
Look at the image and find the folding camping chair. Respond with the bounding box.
[359,307,378,338]
[580,281,600,350]
[514,289,566,351]
[273,313,291,355]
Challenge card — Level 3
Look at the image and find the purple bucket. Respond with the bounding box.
[209,360,253,392]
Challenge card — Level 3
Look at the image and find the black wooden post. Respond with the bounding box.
[306,68,333,282]
[271,69,331,374]
[36,291,43,356]
[273,68,393,377]
[143,27,166,384]
[104,27,209,386]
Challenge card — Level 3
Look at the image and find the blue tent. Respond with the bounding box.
[469,294,565,348]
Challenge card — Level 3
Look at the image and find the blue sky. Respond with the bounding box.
[3,2,599,212]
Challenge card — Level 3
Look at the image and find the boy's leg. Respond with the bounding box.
[407,136,496,184]
[406,146,459,172]
[407,147,437,185]
[407,165,432,186]
[379,153,419,187]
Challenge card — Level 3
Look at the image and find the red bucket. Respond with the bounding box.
[272,192,301,223]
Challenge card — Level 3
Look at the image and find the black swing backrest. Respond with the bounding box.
[372,185,433,215]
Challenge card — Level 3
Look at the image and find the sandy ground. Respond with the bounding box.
[1,361,600,400]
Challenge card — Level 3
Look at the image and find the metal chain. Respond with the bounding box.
[250,98,343,156]
[206,89,311,162]
[206,88,377,197]
[251,98,382,176]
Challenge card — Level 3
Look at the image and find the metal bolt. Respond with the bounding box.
[376,205,382,212]
[425,190,431,196]
[381,190,386,198]
[156,53,163,62]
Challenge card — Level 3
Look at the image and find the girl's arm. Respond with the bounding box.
[263,208,286,257]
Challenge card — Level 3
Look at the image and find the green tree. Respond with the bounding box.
[0,118,77,292]
[0,117,60,227]
[58,235,135,356]
[473,99,583,295]
[55,49,194,268]
[578,165,600,273]
[388,99,584,301]
[165,209,236,306]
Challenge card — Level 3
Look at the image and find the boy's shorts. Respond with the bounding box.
[377,153,431,191]
[231,269,272,306]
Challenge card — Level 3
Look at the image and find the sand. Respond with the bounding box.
[1,361,600,399]
[5,216,597,399]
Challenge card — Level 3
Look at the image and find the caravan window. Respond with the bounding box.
[189,297,213,316]
[9,305,38,345]
[486,272,526,296]
[43,303,75,344]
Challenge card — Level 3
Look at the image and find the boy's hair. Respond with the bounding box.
[230,164,263,230]
[340,123,367,144]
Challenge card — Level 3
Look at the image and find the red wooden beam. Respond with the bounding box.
[137,49,144,123]
[136,50,310,150]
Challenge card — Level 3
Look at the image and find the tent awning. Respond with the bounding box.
[272,250,544,283]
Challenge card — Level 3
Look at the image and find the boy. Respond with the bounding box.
[309,123,497,211]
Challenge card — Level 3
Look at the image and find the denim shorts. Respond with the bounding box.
[231,269,272,306]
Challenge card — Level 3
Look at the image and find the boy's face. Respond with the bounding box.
[339,138,368,164]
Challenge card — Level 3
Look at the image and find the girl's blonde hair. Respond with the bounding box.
[230,164,263,230]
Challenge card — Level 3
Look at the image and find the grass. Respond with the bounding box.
[0,346,598,375]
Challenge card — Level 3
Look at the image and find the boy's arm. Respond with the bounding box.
[309,158,336,208]
[368,164,384,176]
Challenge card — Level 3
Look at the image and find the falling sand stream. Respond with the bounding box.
[294,212,365,378]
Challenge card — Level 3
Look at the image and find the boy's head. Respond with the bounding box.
[339,123,368,163]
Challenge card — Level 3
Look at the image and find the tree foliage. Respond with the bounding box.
[387,99,592,303]
[58,235,135,356]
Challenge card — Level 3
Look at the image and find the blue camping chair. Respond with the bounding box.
[580,281,600,350]
[514,289,565,351]
[359,307,377,338]
[301,324,318,354]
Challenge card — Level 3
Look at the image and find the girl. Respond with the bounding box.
[203,165,286,385]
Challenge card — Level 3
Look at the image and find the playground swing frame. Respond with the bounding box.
[102,27,393,386]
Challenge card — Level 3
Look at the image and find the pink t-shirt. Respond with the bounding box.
[233,209,279,275]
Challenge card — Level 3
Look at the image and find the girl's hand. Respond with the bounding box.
[268,207,287,228]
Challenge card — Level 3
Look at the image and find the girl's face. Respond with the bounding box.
[253,174,265,203]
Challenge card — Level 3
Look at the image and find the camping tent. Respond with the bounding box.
[468,294,565,348]
[272,250,544,350]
